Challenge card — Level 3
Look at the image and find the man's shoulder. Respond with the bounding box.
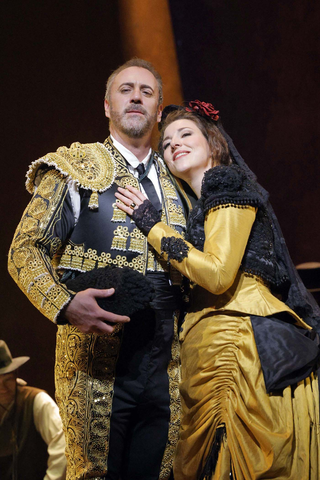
[26,140,117,194]
[18,385,45,401]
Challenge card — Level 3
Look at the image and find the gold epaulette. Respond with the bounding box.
[25,141,117,209]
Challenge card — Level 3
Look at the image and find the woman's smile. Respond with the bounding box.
[173,150,190,161]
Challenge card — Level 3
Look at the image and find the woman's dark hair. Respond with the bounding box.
[159,109,231,166]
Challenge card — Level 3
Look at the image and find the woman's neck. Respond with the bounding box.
[187,162,220,198]
[184,169,207,199]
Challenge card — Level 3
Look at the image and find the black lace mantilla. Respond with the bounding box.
[221,126,320,331]
[161,236,190,263]
[186,165,289,288]
[131,199,162,236]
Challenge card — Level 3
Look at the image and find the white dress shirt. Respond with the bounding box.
[111,136,162,201]
[33,391,67,480]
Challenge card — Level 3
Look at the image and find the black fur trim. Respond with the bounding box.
[64,266,154,316]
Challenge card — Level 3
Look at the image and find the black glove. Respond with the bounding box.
[132,199,162,236]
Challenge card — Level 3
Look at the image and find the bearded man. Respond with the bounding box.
[8,58,189,480]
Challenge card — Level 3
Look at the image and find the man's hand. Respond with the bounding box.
[63,288,130,334]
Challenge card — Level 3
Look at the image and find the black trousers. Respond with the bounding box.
[105,275,181,480]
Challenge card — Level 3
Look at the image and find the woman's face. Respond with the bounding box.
[162,119,212,182]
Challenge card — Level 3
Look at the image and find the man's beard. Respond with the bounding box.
[109,105,157,138]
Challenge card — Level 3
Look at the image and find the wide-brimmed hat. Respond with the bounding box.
[0,340,30,374]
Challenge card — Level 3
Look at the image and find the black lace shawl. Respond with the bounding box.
[217,126,320,332]
[186,163,320,331]
[186,164,290,289]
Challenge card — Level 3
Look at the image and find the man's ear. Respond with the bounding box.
[157,104,163,123]
[104,99,111,119]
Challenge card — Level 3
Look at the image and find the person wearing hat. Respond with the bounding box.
[0,340,67,480]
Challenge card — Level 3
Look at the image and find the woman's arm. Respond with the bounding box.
[115,183,256,295]
[148,205,256,295]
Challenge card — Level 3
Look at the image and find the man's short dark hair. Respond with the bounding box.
[105,58,163,105]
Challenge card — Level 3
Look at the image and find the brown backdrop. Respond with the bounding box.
[1,0,319,396]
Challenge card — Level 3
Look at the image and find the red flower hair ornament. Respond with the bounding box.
[186,100,219,121]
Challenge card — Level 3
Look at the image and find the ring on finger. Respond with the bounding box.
[130,202,136,209]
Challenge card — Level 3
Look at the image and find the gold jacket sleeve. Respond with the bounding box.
[148,205,256,295]
[8,169,74,323]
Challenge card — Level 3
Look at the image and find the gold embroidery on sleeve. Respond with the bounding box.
[8,170,72,322]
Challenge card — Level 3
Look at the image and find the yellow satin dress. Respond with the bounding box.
[147,205,320,480]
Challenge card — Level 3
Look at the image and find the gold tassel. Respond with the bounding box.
[88,191,99,210]
[111,201,127,222]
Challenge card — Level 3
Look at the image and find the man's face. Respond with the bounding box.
[104,66,162,139]
[0,372,16,407]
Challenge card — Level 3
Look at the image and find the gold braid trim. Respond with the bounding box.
[159,311,182,479]
[8,169,72,322]
[25,142,117,209]
[156,154,186,232]
[55,324,123,478]
[59,244,146,274]
[104,139,186,275]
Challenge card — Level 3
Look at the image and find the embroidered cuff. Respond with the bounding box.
[161,237,190,263]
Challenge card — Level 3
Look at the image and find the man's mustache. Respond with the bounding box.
[124,106,147,115]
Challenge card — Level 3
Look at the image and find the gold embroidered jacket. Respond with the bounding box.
[8,138,188,323]
[7,138,187,479]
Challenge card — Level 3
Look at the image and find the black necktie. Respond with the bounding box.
[136,163,162,212]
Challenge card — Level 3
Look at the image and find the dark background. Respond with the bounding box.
[1,0,319,397]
